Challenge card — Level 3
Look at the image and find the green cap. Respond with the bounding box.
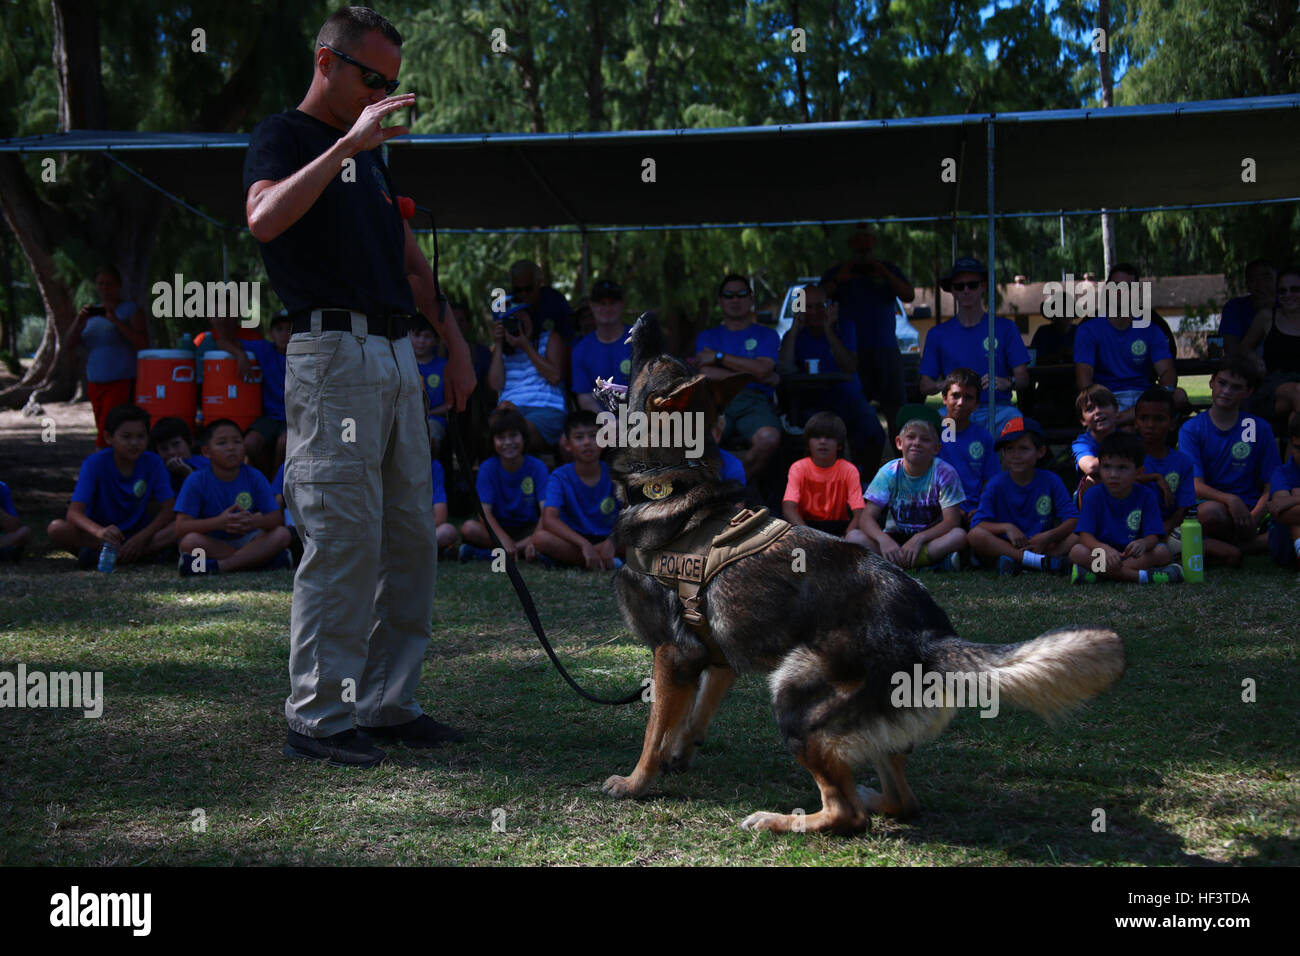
[894,403,942,433]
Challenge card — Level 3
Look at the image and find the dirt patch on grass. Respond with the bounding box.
[0,400,96,524]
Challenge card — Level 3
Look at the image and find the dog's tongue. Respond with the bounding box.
[593,377,628,413]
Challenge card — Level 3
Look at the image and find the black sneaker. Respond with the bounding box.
[359,714,464,749]
[283,728,386,768]
[77,546,99,570]
[178,552,221,576]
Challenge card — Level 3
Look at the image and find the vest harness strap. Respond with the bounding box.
[624,507,793,664]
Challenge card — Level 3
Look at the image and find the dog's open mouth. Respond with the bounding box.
[593,376,628,413]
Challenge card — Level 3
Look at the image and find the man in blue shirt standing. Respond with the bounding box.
[571,279,631,413]
[244,6,475,767]
[820,223,914,439]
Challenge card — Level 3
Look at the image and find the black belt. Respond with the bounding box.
[289,309,411,339]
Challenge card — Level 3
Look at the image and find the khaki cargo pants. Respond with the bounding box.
[282,317,436,737]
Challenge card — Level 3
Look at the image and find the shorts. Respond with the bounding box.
[500,520,537,541]
[808,518,851,537]
[222,529,264,549]
[857,344,906,409]
[582,532,611,545]
[721,390,780,445]
[1268,520,1297,567]
[1112,389,1145,412]
[518,405,567,445]
[248,416,287,444]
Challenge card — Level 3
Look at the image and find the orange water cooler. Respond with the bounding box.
[201,350,262,431]
[135,350,197,429]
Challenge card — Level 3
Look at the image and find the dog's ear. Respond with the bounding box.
[626,311,664,379]
[649,373,707,413]
[709,373,752,414]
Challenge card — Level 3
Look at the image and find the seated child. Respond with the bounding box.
[48,403,177,568]
[1068,431,1182,584]
[150,416,209,495]
[1132,386,1196,553]
[270,461,303,567]
[937,367,1001,526]
[860,405,967,571]
[968,417,1078,574]
[1178,355,1281,564]
[0,479,33,561]
[429,438,458,556]
[533,410,623,570]
[1072,384,1118,505]
[242,311,291,479]
[782,411,870,545]
[1265,411,1300,570]
[459,406,549,562]
[409,314,450,447]
[174,418,292,575]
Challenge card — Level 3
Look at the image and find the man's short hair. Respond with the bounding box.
[1135,386,1175,414]
[269,311,292,330]
[940,368,981,396]
[717,273,751,298]
[1213,354,1260,391]
[199,418,243,446]
[1097,431,1145,468]
[317,5,402,52]
[803,411,846,452]
[1076,384,1118,417]
[105,403,149,437]
[150,416,193,450]
[488,406,529,439]
[564,409,599,437]
[1244,258,1275,276]
[1107,262,1140,281]
[94,264,122,284]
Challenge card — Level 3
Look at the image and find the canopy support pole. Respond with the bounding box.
[986,118,998,431]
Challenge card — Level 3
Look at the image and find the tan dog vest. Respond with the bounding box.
[624,508,793,663]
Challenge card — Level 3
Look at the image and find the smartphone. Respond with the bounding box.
[88,306,106,317]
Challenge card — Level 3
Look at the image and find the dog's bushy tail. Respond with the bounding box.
[925,627,1125,718]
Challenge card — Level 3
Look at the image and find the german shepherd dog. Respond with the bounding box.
[598,314,1126,834]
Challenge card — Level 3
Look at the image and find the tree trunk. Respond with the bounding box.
[637,0,667,129]
[510,1,547,133]
[585,0,605,131]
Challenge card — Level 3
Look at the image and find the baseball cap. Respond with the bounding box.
[994,415,1045,448]
[894,403,942,433]
[940,257,988,291]
[591,279,623,301]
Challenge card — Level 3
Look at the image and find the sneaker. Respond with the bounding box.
[77,546,99,570]
[1070,564,1097,585]
[283,728,386,768]
[178,552,220,576]
[265,549,293,571]
[358,714,464,749]
[1149,563,1184,584]
[996,555,1020,576]
[1045,556,1066,575]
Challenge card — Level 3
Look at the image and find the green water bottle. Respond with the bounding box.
[1181,514,1204,584]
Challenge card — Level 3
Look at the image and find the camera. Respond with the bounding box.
[494,298,531,339]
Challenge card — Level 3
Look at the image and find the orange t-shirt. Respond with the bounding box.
[783,457,865,521]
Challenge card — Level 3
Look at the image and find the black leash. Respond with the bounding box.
[419,202,643,707]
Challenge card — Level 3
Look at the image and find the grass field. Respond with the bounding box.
[1,396,1295,867]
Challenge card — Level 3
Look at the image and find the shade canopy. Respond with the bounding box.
[2,95,1297,231]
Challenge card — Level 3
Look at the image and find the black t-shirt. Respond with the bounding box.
[242,109,414,317]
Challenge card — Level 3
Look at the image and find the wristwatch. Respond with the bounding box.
[714,351,725,366]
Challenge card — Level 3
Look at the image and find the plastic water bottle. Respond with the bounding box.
[97,542,118,573]
[1180,515,1204,584]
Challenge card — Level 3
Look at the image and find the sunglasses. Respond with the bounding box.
[950,281,982,291]
[322,44,399,95]
[720,290,751,299]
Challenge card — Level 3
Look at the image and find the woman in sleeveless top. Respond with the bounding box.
[487,309,569,450]
[1243,265,1300,425]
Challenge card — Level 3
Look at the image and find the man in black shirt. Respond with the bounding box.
[243,6,475,767]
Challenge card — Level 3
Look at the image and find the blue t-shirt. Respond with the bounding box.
[271,463,294,529]
[939,421,1000,510]
[175,463,278,541]
[919,314,1030,405]
[244,339,287,421]
[1219,295,1274,343]
[431,459,447,508]
[1073,317,1172,394]
[972,469,1078,537]
[719,449,746,486]
[71,448,173,533]
[820,261,910,349]
[1144,449,1197,522]
[476,455,549,526]
[695,323,781,396]
[0,479,16,517]
[544,462,619,538]
[791,320,860,385]
[1072,431,1101,471]
[82,303,141,383]
[417,355,448,425]
[1270,460,1300,499]
[570,330,632,398]
[1178,411,1281,506]
[1077,482,1164,549]
[242,109,412,317]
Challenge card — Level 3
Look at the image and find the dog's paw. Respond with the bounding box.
[601,774,642,799]
[739,811,789,832]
